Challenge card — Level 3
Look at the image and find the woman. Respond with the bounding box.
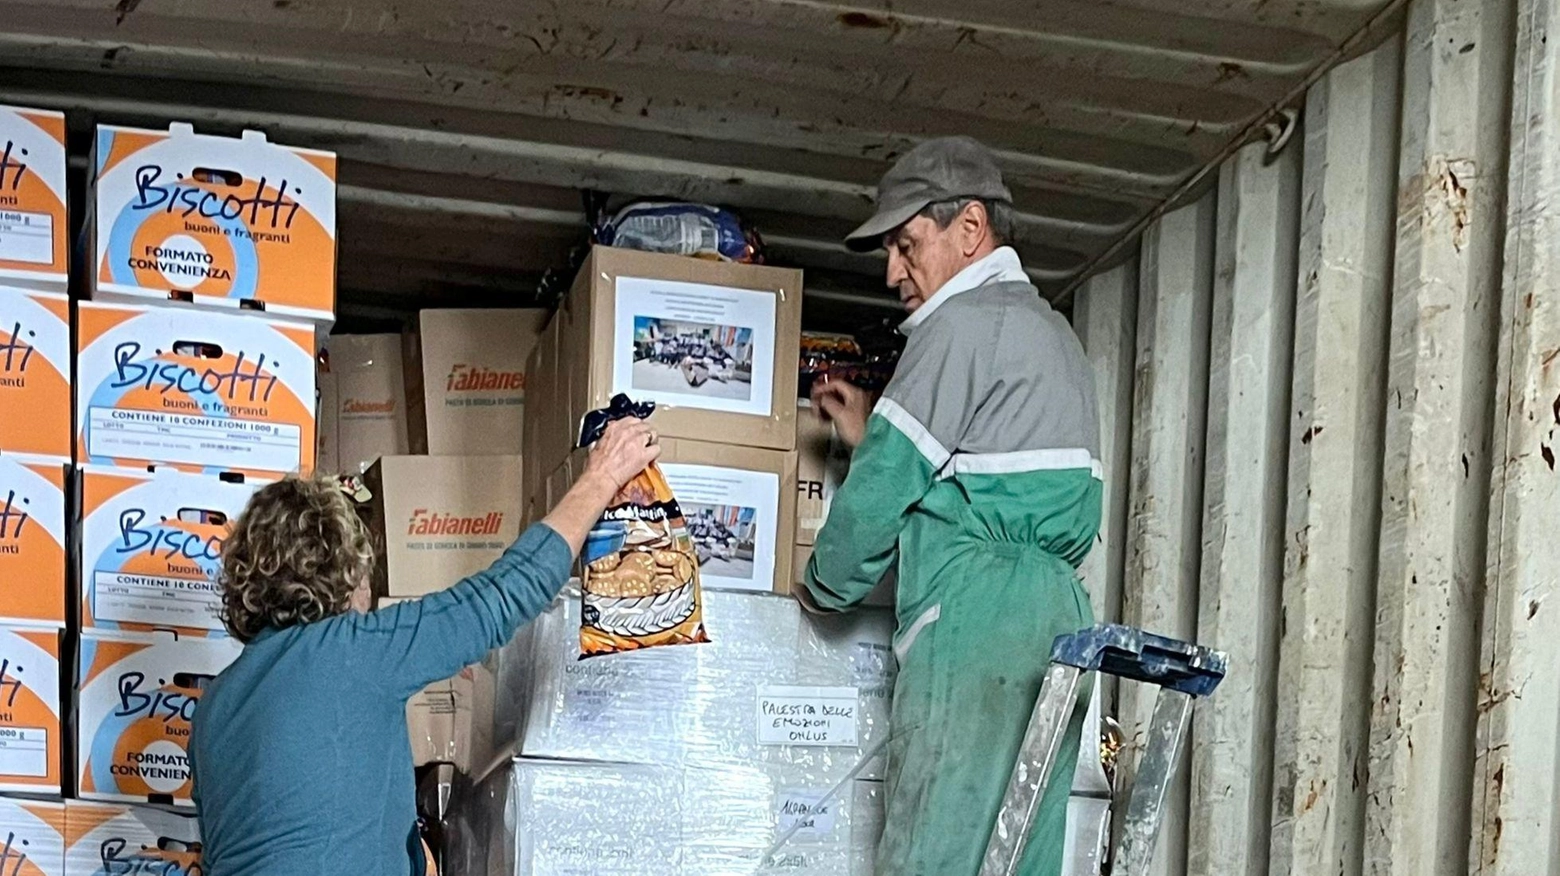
[190,418,660,876]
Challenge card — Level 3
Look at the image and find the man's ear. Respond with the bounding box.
[961,201,990,257]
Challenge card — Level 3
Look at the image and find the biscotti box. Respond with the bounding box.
[0,287,70,462]
[75,629,243,806]
[87,122,337,325]
[0,105,69,289]
[365,455,523,599]
[75,300,317,478]
[0,625,64,795]
[528,247,802,479]
[0,453,66,628]
[76,465,267,636]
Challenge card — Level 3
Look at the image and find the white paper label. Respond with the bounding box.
[93,571,224,631]
[776,789,837,838]
[757,685,858,747]
[661,463,781,593]
[88,406,302,472]
[0,210,52,265]
[613,275,777,417]
[0,726,48,777]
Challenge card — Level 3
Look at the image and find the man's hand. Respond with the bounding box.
[811,378,872,449]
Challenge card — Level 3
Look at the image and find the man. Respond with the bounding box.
[800,136,1101,876]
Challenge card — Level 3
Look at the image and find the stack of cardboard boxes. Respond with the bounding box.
[522,246,804,593]
[0,107,333,869]
[430,245,894,875]
[331,308,549,771]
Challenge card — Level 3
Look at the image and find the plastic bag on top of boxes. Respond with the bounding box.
[595,200,763,264]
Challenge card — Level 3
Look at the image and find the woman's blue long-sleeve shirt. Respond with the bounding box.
[190,522,572,876]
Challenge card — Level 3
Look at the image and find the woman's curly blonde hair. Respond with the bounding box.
[219,474,375,643]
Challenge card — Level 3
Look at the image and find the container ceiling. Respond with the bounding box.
[0,0,1403,321]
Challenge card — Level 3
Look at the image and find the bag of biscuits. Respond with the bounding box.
[576,394,710,659]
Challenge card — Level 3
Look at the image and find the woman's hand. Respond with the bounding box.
[581,418,662,492]
[811,378,872,450]
[544,418,663,557]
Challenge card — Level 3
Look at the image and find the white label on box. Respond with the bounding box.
[613,275,777,417]
[757,686,858,747]
[776,789,837,838]
[92,572,224,632]
[88,406,302,472]
[661,463,780,593]
[0,210,52,265]
[0,727,48,777]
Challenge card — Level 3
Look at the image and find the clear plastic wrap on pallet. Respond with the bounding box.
[511,586,895,784]
[850,780,885,876]
[466,758,884,876]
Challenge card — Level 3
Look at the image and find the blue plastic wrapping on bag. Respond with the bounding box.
[597,202,760,263]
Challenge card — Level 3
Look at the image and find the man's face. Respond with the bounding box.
[884,212,972,314]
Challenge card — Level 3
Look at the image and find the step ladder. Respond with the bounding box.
[979,624,1228,876]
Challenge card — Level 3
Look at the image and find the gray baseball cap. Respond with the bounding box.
[845,136,1013,252]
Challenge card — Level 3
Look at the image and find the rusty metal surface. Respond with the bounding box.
[0,0,1399,312]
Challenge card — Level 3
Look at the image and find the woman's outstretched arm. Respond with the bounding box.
[340,417,661,695]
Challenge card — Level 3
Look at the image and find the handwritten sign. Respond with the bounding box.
[756,685,858,747]
[776,789,837,838]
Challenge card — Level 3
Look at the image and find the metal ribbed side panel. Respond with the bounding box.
[1074,5,1560,871]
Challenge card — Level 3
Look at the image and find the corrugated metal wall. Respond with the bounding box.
[1070,0,1560,873]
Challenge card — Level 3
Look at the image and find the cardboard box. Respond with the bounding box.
[89,123,338,324]
[413,309,548,457]
[0,797,66,875]
[64,801,201,875]
[0,626,63,795]
[795,401,849,547]
[77,465,267,636]
[0,288,70,462]
[0,454,66,627]
[365,455,523,599]
[377,596,498,773]
[76,629,243,806]
[75,300,317,477]
[548,437,797,594]
[527,247,802,476]
[317,334,409,475]
[0,106,68,289]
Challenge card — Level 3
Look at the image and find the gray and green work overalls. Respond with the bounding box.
[803,250,1102,876]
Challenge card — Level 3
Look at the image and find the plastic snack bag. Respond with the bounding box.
[576,394,710,659]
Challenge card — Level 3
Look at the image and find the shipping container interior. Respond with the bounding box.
[11,1,1560,875]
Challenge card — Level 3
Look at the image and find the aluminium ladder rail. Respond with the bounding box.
[979,624,1228,876]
